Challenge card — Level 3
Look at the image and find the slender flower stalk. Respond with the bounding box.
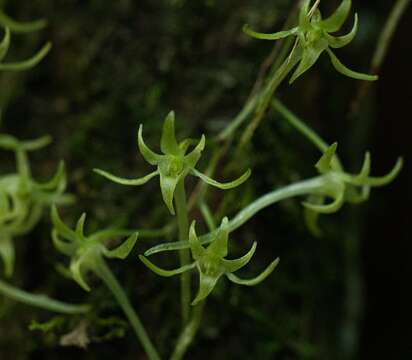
[0,278,89,314]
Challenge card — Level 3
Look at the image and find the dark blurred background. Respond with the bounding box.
[0,0,410,359]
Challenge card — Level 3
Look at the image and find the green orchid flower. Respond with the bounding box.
[95,111,251,214]
[51,206,138,291]
[243,0,377,83]
[139,217,279,305]
[304,142,403,235]
[0,26,51,71]
[0,135,71,276]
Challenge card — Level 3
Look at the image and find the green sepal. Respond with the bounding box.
[318,0,352,32]
[221,241,257,273]
[326,14,358,49]
[93,168,159,186]
[160,111,180,155]
[139,255,195,277]
[226,257,280,286]
[188,221,206,258]
[34,161,66,191]
[243,24,298,40]
[0,10,47,33]
[289,38,329,83]
[0,42,51,71]
[183,135,205,168]
[103,233,138,259]
[326,48,378,81]
[299,0,312,29]
[137,125,163,165]
[207,217,229,258]
[302,189,344,214]
[315,142,338,173]
[52,229,76,256]
[191,168,251,190]
[75,213,87,241]
[51,206,77,242]
[346,157,403,187]
[70,257,91,292]
[0,27,10,61]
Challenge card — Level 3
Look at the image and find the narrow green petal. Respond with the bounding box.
[299,0,312,29]
[75,213,87,240]
[315,142,338,173]
[326,48,378,81]
[137,125,163,165]
[51,206,77,242]
[319,0,352,33]
[351,151,371,182]
[184,135,205,168]
[208,217,229,258]
[103,233,138,259]
[161,111,181,155]
[289,38,328,83]
[189,221,206,259]
[0,42,51,71]
[326,14,358,49]
[304,195,324,237]
[191,168,251,190]
[52,230,76,256]
[89,229,137,243]
[353,157,403,187]
[243,24,298,40]
[0,134,18,150]
[0,10,47,33]
[0,27,10,62]
[191,271,220,305]
[139,255,195,277]
[222,242,257,273]
[20,135,52,151]
[302,191,344,214]
[70,259,91,292]
[34,161,65,191]
[226,257,280,286]
[0,236,14,277]
[93,168,159,186]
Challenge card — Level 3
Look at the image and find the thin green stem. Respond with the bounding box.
[174,179,191,325]
[0,278,89,314]
[94,258,161,360]
[228,176,325,231]
[371,0,410,73]
[238,48,301,148]
[272,98,343,170]
[145,176,327,256]
[170,301,205,360]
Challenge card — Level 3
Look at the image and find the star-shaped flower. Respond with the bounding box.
[139,217,279,305]
[51,206,138,291]
[303,142,403,235]
[95,111,251,214]
[243,0,377,83]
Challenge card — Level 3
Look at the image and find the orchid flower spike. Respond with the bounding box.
[51,206,138,291]
[95,111,251,214]
[0,26,51,71]
[304,142,403,236]
[139,217,279,305]
[243,0,377,83]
